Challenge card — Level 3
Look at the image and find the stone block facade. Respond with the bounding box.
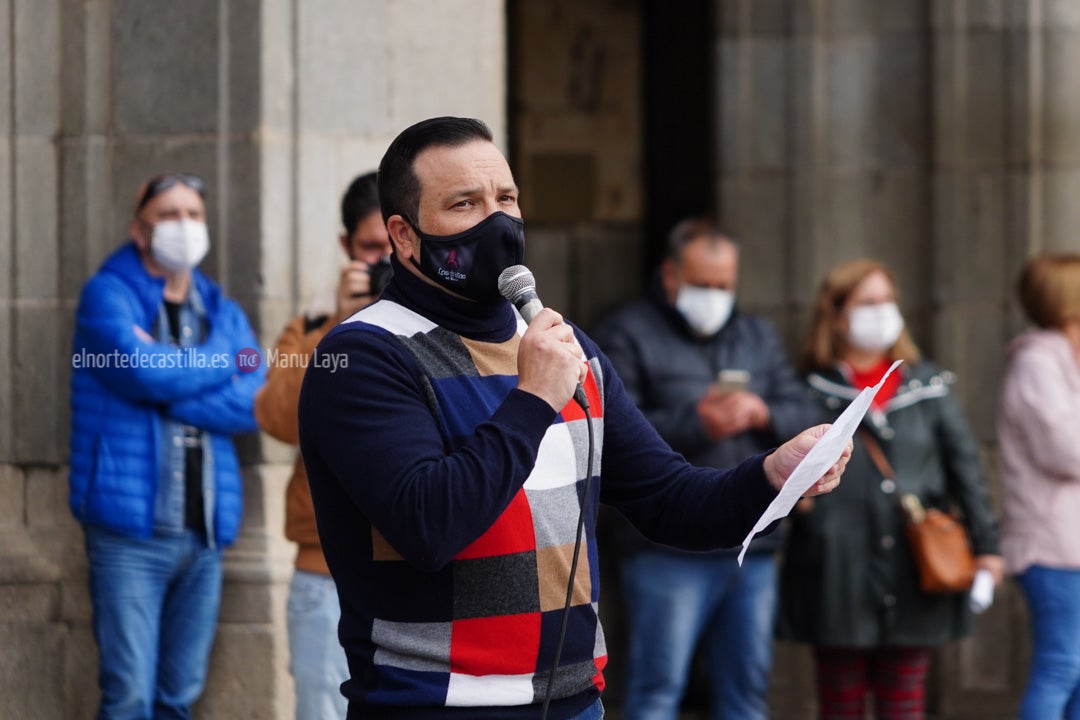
[1,1,505,717]
[3,0,1079,717]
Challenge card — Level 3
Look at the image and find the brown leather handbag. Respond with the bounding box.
[861,431,976,593]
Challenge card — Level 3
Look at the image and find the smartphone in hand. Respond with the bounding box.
[716,369,750,394]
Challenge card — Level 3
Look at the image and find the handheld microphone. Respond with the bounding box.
[498,265,589,410]
[499,266,596,720]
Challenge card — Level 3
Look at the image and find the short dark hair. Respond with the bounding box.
[340,171,380,237]
[378,117,494,225]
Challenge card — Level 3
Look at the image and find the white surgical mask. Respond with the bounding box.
[675,285,735,336]
[150,219,209,273]
[847,301,904,352]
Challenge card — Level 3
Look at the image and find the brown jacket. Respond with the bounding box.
[255,313,338,575]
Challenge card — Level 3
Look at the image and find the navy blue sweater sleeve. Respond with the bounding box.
[581,331,781,550]
[298,322,558,573]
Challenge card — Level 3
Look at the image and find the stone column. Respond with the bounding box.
[929,1,1080,714]
[1,1,71,717]
[715,0,932,349]
[708,0,1036,716]
[1,0,508,717]
[713,0,1080,715]
[931,0,1031,430]
[218,2,508,716]
[714,1,945,716]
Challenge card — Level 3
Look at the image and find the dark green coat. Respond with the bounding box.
[776,361,1000,647]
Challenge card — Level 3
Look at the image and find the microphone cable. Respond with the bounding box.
[540,388,594,720]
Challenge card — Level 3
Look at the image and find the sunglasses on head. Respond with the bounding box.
[136,174,207,212]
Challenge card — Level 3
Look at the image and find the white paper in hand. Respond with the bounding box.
[737,359,903,565]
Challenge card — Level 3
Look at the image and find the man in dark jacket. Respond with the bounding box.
[69,174,264,719]
[593,218,817,720]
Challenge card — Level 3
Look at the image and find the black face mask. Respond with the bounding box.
[405,211,525,302]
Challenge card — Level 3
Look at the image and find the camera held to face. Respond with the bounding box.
[366,256,393,298]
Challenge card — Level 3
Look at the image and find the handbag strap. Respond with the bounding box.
[859,429,894,480]
[860,429,929,523]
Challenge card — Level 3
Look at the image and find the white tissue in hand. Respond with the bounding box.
[969,568,994,614]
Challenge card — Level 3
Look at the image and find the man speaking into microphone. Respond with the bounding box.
[298,116,850,720]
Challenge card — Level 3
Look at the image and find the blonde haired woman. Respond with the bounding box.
[777,258,1003,718]
[999,254,1080,719]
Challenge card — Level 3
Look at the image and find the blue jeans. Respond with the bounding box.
[620,551,777,720]
[567,697,604,719]
[1018,565,1080,720]
[85,526,223,720]
[287,570,349,720]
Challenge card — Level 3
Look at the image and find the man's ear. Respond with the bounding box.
[386,215,416,261]
[339,233,353,260]
[130,217,151,253]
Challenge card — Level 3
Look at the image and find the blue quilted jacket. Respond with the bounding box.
[69,242,264,546]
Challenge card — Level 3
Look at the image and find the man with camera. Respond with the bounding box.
[255,171,391,720]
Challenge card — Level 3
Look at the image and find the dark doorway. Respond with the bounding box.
[643,3,716,712]
[642,0,714,273]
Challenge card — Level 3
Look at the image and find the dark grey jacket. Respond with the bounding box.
[776,361,1001,647]
[593,291,818,555]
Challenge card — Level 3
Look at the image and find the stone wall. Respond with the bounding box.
[1,1,505,717]
[5,0,1080,717]
[713,1,1080,716]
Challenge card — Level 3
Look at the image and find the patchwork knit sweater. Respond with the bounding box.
[298,259,779,719]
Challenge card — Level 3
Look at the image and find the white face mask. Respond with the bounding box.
[675,285,735,336]
[847,301,904,352]
[150,218,209,273]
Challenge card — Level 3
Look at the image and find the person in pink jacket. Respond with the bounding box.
[999,253,1080,720]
